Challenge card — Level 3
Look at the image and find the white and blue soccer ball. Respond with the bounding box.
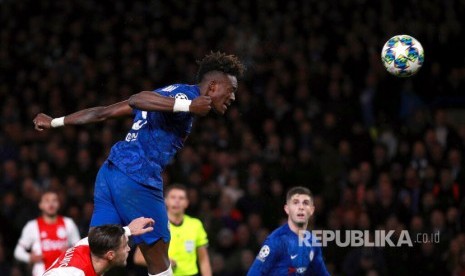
[381,34,424,77]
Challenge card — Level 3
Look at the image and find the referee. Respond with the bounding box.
[134,184,211,276]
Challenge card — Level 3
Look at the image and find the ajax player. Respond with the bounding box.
[43,217,154,276]
[33,52,245,276]
[14,190,81,276]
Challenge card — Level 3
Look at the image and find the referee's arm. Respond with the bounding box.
[197,245,212,276]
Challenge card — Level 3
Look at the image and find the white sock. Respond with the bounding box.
[148,265,172,276]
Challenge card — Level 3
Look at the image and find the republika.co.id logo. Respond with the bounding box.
[298,230,440,247]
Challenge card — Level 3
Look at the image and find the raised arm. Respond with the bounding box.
[128,91,212,116]
[34,91,213,131]
[128,91,177,112]
[33,100,133,131]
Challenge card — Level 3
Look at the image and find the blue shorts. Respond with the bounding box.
[90,161,170,244]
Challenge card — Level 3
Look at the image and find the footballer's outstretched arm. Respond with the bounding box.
[34,90,213,131]
[33,100,133,131]
[129,91,212,116]
[128,91,178,112]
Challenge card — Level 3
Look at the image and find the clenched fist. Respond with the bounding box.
[33,113,53,131]
[189,96,212,116]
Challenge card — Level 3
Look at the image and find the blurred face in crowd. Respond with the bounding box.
[165,188,188,216]
[285,194,314,228]
[39,192,60,217]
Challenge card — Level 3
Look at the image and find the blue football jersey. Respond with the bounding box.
[108,84,199,189]
[247,224,330,276]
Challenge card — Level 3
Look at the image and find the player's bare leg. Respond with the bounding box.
[139,240,171,275]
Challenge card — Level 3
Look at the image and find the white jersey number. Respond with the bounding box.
[126,111,147,142]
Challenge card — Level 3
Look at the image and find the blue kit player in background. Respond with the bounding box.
[33,52,245,276]
[247,186,330,276]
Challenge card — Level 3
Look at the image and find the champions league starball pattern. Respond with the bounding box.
[381,34,424,77]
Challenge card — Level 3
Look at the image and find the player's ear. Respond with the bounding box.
[206,81,217,96]
[106,250,115,261]
[284,204,289,215]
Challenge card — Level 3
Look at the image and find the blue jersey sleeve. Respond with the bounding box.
[306,246,330,276]
[247,238,280,276]
[155,84,198,100]
[154,84,199,123]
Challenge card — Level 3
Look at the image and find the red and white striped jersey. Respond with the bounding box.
[14,216,81,276]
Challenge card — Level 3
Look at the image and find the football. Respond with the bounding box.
[381,34,424,77]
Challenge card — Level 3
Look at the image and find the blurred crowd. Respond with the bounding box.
[1,0,465,275]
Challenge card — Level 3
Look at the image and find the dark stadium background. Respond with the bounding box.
[1,0,464,275]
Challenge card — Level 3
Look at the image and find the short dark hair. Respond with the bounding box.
[286,186,313,203]
[164,183,188,197]
[196,51,245,82]
[41,189,59,197]
[88,224,125,258]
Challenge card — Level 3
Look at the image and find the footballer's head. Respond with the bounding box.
[197,52,245,115]
[285,186,315,227]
